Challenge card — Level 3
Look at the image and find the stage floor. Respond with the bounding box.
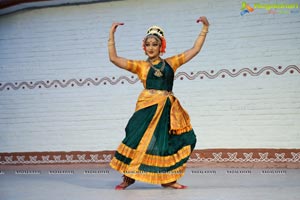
[1,167,299,200]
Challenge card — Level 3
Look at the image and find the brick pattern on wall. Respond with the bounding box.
[0,0,300,153]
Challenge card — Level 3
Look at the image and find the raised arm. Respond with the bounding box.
[183,16,209,63]
[108,22,128,69]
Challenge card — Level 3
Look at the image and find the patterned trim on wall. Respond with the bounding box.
[0,65,299,91]
[1,149,299,167]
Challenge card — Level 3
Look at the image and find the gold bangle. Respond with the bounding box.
[108,42,115,46]
[201,26,209,33]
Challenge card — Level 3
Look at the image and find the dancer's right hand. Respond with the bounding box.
[110,22,124,34]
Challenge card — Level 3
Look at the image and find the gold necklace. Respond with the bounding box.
[147,58,165,77]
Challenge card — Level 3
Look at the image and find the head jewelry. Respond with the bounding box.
[143,25,166,54]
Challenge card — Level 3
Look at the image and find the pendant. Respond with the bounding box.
[154,69,163,77]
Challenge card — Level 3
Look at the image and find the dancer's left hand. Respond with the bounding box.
[196,16,209,26]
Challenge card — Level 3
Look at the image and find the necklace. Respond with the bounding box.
[147,58,165,77]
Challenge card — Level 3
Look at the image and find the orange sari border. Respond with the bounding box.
[169,125,193,135]
[125,98,166,173]
[110,157,187,184]
[115,143,192,167]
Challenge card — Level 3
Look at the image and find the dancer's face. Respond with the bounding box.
[144,37,161,60]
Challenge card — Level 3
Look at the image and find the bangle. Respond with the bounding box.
[108,42,115,46]
[201,26,209,33]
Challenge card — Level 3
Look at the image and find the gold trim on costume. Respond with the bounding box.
[136,89,193,134]
[116,143,191,167]
[127,53,186,87]
[165,53,185,72]
[125,98,166,173]
[110,157,187,184]
[127,60,150,88]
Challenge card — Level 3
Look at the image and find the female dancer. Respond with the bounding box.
[108,16,209,190]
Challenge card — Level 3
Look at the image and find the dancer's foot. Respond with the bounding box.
[115,175,135,190]
[161,181,187,189]
[115,182,131,190]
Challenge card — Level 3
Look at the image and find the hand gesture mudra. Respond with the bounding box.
[196,16,209,26]
[110,22,124,34]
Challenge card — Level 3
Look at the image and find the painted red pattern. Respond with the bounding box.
[0,149,299,167]
[0,65,299,91]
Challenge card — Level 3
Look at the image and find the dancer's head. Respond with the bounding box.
[143,26,166,57]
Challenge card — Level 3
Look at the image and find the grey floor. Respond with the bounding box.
[1,167,299,200]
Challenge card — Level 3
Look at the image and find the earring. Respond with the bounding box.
[160,47,164,56]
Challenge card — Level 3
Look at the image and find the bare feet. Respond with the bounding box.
[115,175,135,190]
[161,181,187,189]
[115,181,131,190]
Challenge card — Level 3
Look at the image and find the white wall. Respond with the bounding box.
[0,0,300,152]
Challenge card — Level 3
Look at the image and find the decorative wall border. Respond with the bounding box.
[188,149,300,163]
[0,65,299,91]
[1,149,299,168]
